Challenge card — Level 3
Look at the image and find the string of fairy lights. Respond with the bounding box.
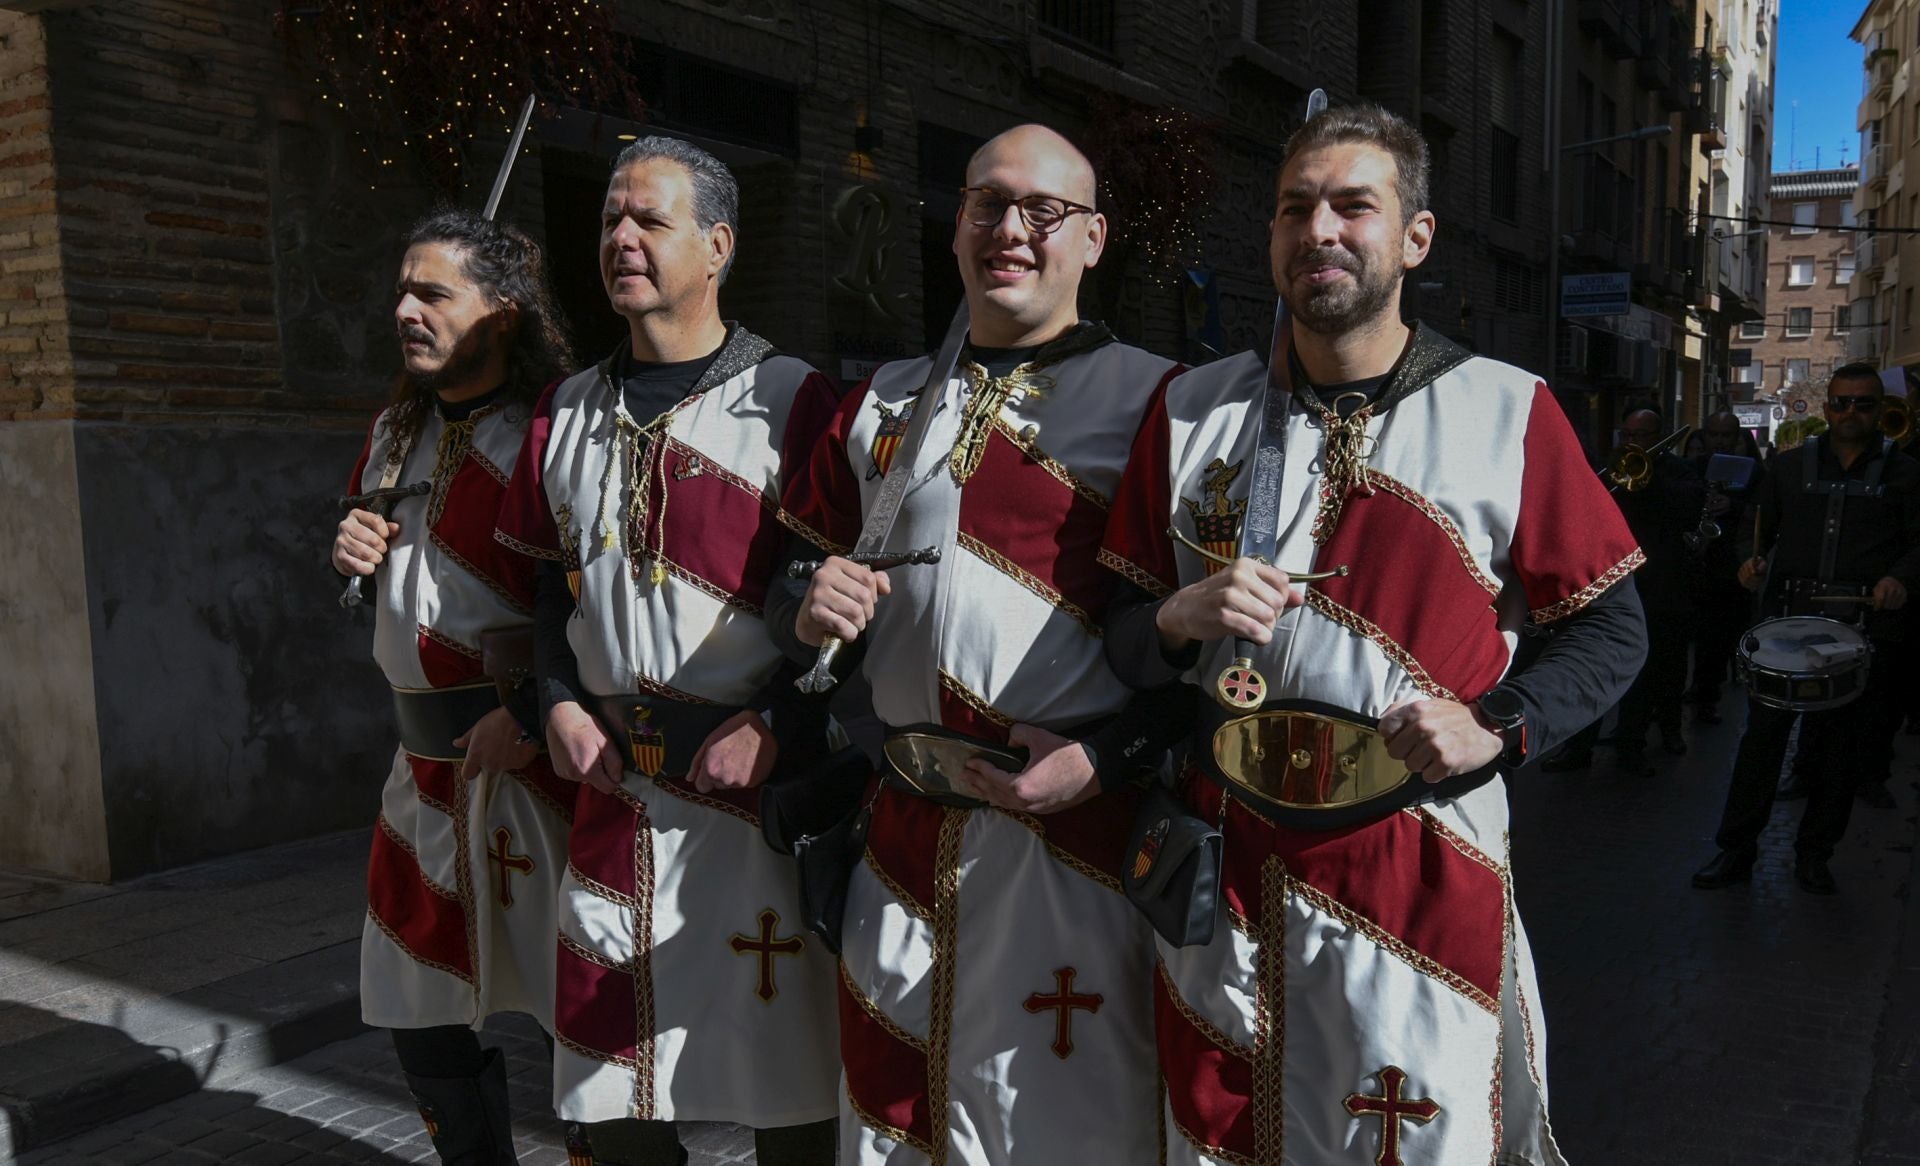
[280,0,639,191]
[1087,101,1219,285]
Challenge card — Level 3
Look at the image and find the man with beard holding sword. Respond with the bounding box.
[769,123,1183,1166]
[333,210,577,1163]
[1099,104,1646,1165]
[494,137,841,1164]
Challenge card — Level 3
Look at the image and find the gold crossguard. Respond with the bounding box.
[1167,526,1351,582]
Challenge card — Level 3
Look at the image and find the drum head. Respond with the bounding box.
[1741,616,1870,675]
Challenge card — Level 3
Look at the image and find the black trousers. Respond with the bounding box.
[1688,581,1751,700]
[1615,608,1692,747]
[1712,646,1900,860]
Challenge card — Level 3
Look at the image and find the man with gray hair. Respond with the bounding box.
[497,136,840,1164]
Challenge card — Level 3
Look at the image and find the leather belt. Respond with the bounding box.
[392,681,502,761]
[593,695,739,780]
[1200,698,1497,830]
[880,724,1031,809]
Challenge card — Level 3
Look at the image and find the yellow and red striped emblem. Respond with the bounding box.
[868,397,915,478]
[628,708,665,777]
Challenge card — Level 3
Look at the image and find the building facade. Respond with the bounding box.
[1852,0,1919,371]
[1735,167,1858,398]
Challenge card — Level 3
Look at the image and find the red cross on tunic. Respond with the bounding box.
[1344,1065,1440,1166]
[486,827,534,908]
[729,909,805,1002]
[1023,966,1104,1060]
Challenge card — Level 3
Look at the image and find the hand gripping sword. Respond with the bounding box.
[336,481,433,608]
[794,303,972,694]
[1209,87,1338,712]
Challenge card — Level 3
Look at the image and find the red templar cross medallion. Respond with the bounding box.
[1344,1065,1440,1166]
[486,827,534,908]
[1023,966,1103,1060]
[729,909,805,1003]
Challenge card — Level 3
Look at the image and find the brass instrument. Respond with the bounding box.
[1881,395,1913,446]
[1605,425,1692,494]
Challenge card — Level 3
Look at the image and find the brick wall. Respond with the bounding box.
[1749,193,1857,394]
[0,12,66,421]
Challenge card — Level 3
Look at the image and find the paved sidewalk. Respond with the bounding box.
[1512,708,1920,1166]
[0,831,369,1159]
[13,1015,754,1166]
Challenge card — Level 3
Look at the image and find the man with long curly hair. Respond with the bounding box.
[332,209,577,1164]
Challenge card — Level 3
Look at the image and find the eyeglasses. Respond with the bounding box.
[1827,396,1881,413]
[959,186,1094,236]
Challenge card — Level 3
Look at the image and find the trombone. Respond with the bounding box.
[1605,425,1692,493]
[1882,395,1913,446]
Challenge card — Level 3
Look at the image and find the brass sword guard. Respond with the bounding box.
[1167,526,1350,582]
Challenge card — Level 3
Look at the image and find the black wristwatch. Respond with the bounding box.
[1474,687,1528,768]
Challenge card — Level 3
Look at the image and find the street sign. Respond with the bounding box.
[1560,272,1632,318]
[1791,398,1808,415]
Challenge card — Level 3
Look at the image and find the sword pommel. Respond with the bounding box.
[795,636,845,694]
[340,480,432,515]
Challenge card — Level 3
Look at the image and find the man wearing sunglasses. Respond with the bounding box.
[1694,364,1920,895]
[770,123,1182,1166]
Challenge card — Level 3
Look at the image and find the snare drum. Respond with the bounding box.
[1734,616,1873,711]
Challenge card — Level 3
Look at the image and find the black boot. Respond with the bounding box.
[754,1119,838,1166]
[575,1118,687,1166]
[1691,849,1755,889]
[405,1047,518,1165]
[1794,855,1838,894]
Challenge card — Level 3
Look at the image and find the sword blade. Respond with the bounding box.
[482,93,539,222]
[851,301,971,555]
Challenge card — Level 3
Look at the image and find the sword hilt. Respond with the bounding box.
[796,636,846,694]
[338,573,367,609]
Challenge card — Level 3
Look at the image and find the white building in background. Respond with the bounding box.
[1697,0,1776,336]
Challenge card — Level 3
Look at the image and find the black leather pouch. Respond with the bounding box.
[1122,780,1223,948]
[791,800,873,956]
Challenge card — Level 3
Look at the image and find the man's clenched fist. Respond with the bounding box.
[334,508,399,577]
[1154,558,1303,652]
[795,555,892,646]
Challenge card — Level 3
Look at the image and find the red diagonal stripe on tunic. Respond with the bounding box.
[433,458,536,611]
[1156,968,1254,1158]
[1017,786,1140,888]
[555,941,639,1062]
[416,628,483,689]
[1212,791,1503,1002]
[366,817,472,981]
[655,441,785,610]
[1310,482,1508,701]
[407,754,460,811]
[956,430,1116,622]
[865,783,944,915]
[569,786,639,900]
[936,684,1012,744]
[838,973,934,1149]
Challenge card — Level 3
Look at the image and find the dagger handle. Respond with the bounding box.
[338,573,366,609]
[796,635,846,694]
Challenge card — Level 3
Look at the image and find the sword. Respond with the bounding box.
[795,303,972,694]
[483,94,538,222]
[1214,87,1330,711]
[336,481,432,608]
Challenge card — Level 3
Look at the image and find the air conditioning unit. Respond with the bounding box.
[1558,324,1591,373]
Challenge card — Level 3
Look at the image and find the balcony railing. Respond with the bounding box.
[1847,320,1883,362]
[1690,48,1728,146]
[1859,231,1882,273]
[1863,141,1886,187]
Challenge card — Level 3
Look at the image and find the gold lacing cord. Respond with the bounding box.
[1309,393,1378,545]
[425,416,480,526]
[593,405,678,585]
[948,361,1053,486]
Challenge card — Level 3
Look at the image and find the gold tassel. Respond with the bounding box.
[649,561,668,586]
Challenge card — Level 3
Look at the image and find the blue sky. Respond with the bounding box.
[1773,1,1867,172]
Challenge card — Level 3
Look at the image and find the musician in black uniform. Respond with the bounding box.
[1545,409,1703,776]
[1684,411,1764,725]
[1693,364,1920,894]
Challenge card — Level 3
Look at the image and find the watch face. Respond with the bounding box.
[1478,689,1522,725]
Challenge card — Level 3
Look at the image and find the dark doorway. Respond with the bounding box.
[919,123,985,351]
[542,147,626,362]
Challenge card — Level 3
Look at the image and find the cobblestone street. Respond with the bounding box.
[8,701,1915,1165]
